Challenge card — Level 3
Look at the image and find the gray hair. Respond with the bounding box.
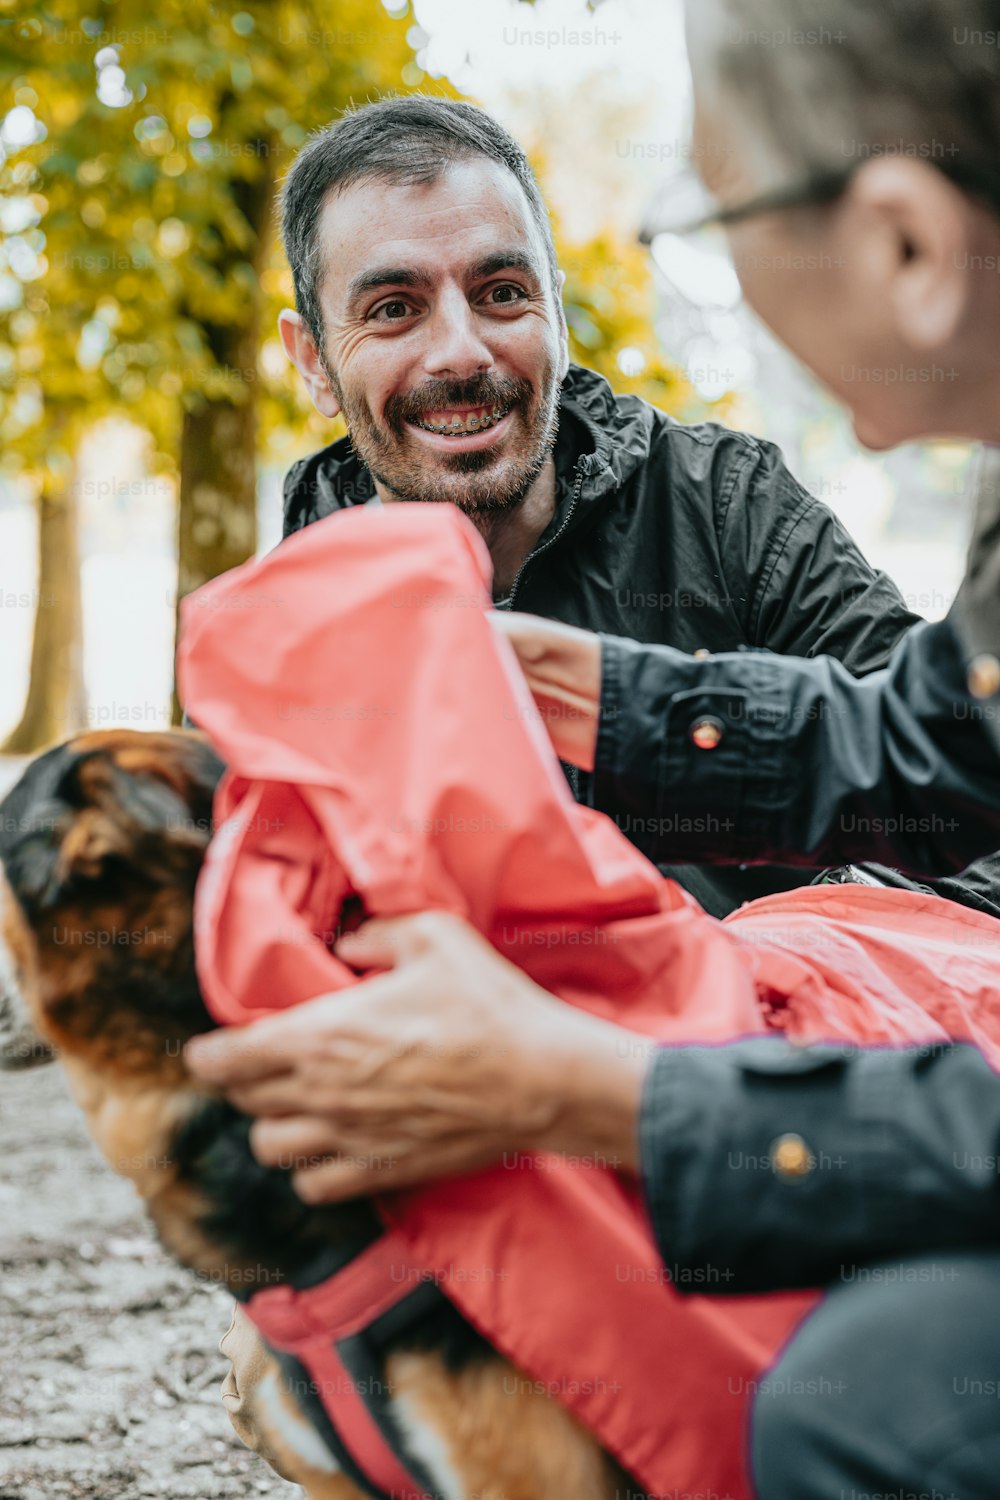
[695,0,1000,205]
[280,95,560,353]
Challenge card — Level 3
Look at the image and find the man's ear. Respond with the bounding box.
[278,308,342,419]
[850,157,973,352]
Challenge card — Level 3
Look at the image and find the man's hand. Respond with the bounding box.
[490,612,601,770]
[184,911,648,1203]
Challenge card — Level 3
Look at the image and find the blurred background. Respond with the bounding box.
[0,0,975,752]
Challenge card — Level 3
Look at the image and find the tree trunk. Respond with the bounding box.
[3,472,86,753]
[171,151,275,724]
[172,329,261,724]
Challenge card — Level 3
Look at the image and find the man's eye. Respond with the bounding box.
[371,299,413,322]
[484,283,528,306]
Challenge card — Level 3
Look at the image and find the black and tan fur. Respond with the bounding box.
[0,729,642,1500]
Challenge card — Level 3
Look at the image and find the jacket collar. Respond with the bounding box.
[280,364,656,539]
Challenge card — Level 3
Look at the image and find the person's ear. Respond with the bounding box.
[850,157,973,352]
[554,268,571,380]
[278,309,342,419]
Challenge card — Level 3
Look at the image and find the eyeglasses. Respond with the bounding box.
[638,165,858,247]
[639,156,1000,247]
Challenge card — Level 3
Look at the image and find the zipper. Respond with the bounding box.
[504,463,587,614]
[504,462,588,801]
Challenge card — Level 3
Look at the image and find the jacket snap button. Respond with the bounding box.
[690,715,724,750]
[771,1133,813,1180]
[967,653,1000,699]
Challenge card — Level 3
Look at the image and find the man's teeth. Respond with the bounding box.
[413,405,510,435]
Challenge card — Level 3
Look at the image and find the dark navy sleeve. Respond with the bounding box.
[591,617,1000,875]
[639,1038,1000,1293]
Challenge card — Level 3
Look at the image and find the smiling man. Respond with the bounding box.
[277,109,568,601]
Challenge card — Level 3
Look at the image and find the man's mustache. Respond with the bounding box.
[385,376,532,432]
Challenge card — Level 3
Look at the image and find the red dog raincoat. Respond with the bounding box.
[178,505,1000,1500]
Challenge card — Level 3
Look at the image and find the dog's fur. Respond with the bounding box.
[0,729,642,1500]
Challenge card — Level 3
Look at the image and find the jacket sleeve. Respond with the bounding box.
[592,616,1000,875]
[639,1038,1000,1293]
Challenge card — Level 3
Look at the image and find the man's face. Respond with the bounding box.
[288,159,568,513]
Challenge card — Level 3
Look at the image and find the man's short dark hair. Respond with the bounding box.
[280,95,560,354]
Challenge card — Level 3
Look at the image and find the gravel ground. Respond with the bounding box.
[0,1063,299,1500]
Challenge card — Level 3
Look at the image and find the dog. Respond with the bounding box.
[0,728,644,1500]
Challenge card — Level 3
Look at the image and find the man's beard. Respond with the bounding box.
[322,357,561,515]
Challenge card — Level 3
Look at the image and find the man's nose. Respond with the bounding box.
[422,289,494,382]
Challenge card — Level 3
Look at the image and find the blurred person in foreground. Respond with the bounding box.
[190,10,1000,1496]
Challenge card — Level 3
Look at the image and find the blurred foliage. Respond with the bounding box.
[560,228,712,422]
[0,0,423,493]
